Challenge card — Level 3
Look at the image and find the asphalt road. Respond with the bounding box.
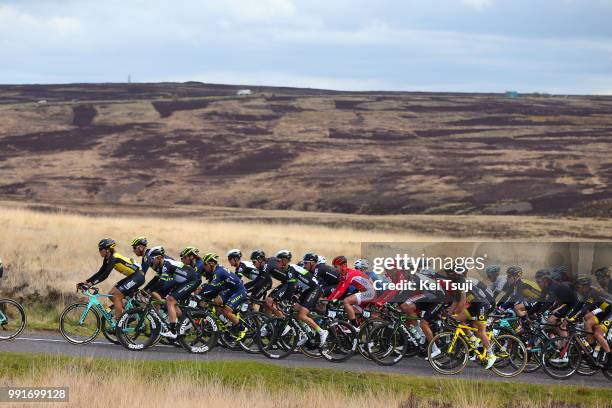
[1,331,610,388]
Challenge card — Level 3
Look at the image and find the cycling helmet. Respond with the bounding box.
[485,265,500,275]
[594,267,610,279]
[275,250,292,260]
[506,265,523,278]
[131,236,147,247]
[302,252,318,263]
[317,255,326,265]
[148,246,165,258]
[332,256,348,266]
[98,238,116,250]
[575,274,591,286]
[226,249,242,259]
[535,268,551,280]
[550,265,569,281]
[180,246,199,258]
[250,249,266,261]
[354,259,370,271]
[202,253,219,264]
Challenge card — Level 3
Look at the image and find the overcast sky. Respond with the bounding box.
[1,0,612,93]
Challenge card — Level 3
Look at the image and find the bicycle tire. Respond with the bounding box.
[59,302,100,345]
[0,299,27,341]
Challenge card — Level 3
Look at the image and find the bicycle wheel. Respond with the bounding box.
[428,332,468,375]
[59,303,100,344]
[258,317,298,359]
[541,336,581,380]
[490,334,527,378]
[522,333,544,373]
[366,320,408,366]
[321,320,357,363]
[0,299,27,341]
[238,312,265,354]
[178,311,218,354]
[116,308,160,350]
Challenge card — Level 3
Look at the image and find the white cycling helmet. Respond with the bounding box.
[354,258,370,271]
[275,249,292,260]
[226,249,242,259]
[317,255,326,264]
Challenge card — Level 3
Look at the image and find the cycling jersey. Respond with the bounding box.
[313,264,340,286]
[466,277,496,305]
[489,275,508,297]
[235,260,258,280]
[200,265,246,299]
[498,278,541,306]
[87,252,141,285]
[328,269,375,302]
[153,258,196,284]
[293,264,319,292]
[140,248,153,276]
[572,288,612,320]
[531,281,578,316]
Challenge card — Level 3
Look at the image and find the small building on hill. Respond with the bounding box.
[237,89,252,96]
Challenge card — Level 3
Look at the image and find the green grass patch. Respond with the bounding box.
[1,352,610,407]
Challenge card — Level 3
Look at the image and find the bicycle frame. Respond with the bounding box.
[78,290,136,329]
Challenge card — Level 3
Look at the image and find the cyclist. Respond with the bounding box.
[264,250,298,317]
[573,274,611,366]
[180,246,204,276]
[531,268,579,340]
[302,252,340,297]
[400,271,446,357]
[354,258,389,296]
[79,238,145,321]
[142,246,175,300]
[497,265,541,322]
[484,264,507,298]
[149,247,200,339]
[445,266,496,369]
[328,256,376,328]
[229,249,272,301]
[291,254,329,346]
[131,236,153,275]
[198,253,248,340]
[594,267,612,294]
[246,249,273,301]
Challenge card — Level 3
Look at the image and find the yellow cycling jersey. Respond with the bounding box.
[111,252,141,276]
[87,251,142,285]
[513,279,541,301]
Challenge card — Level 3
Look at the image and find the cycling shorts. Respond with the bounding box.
[170,279,201,302]
[355,286,376,305]
[116,272,145,296]
[298,286,322,310]
[222,289,248,312]
[466,302,491,322]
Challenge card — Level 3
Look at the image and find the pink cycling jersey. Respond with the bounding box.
[328,268,374,301]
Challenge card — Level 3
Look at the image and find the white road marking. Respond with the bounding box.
[14,336,175,348]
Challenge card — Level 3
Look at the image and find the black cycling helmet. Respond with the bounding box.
[180,246,199,258]
[275,250,292,260]
[575,274,591,286]
[506,265,523,278]
[594,267,610,279]
[149,246,165,258]
[303,252,318,263]
[131,236,147,247]
[485,265,500,275]
[535,268,551,280]
[226,249,242,259]
[98,238,116,250]
[250,249,266,261]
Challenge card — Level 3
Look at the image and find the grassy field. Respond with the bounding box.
[1,352,611,408]
[3,201,612,300]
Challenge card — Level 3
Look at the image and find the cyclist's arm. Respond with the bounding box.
[86,258,114,285]
[328,276,351,301]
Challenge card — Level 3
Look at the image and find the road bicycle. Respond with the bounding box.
[59,286,138,345]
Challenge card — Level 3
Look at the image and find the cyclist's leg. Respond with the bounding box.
[594,312,611,353]
[295,287,322,331]
[113,272,144,319]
